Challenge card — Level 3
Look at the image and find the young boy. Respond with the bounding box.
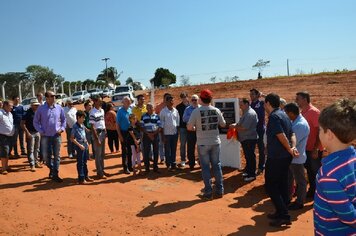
[71,110,94,184]
[314,98,356,235]
[128,114,142,175]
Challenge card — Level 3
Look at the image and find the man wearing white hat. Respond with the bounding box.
[21,98,42,171]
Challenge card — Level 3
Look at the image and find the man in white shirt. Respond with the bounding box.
[63,99,77,158]
[89,95,108,179]
[160,95,180,171]
[0,101,15,174]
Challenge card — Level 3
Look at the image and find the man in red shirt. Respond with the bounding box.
[295,91,322,198]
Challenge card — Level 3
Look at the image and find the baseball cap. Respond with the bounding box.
[200,89,213,99]
[30,98,40,106]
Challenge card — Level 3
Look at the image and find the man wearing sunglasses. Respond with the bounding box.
[183,94,200,170]
[34,91,66,182]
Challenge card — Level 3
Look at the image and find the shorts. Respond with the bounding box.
[0,134,12,158]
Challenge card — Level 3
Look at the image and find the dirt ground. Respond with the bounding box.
[1,71,355,235]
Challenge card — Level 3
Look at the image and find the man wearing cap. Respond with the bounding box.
[187,89,226,199]
[63,99,77,158]
[21,98,42,171]
[0,101,15,174]
[34,91,66,183]
[176,92,189,168]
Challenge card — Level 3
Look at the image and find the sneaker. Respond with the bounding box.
[35,163,43,168]
[178,161,186,168]
[68,154,73,159]
[159,159,165,164]
[30,166,36,172]
[288,202,304,210]
[123,169,131,174]
[269,217,291,227]
[52,176,63,183]
[1,170,8,175]
[244,176,256,182]
[78,180,86,185]
[198,193,213,200]
[85,177,94,182]
[242,172,249,177]
[97,175,107,179]
[215,193,224,199]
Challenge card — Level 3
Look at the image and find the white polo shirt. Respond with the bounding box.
[0,109,15,136]
[160,107,179,135]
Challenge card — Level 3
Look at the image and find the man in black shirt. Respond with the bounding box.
[176,92,189,168]
[21,98,42,171]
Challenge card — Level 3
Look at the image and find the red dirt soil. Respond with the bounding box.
[1,71,355,235]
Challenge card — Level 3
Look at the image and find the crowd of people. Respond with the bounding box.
[0,88,354,234]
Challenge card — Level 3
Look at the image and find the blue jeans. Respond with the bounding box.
[164,134,178,168]
[41,134,61,177]
[198,144,224,195]
[94,129,106,176]
[75,145,89,181]
[158,133,165,161]
[26,132,40,167]
[241,139,257,177]
[66,127,75,157]
[10,125,26,155]
[179,128,187,162]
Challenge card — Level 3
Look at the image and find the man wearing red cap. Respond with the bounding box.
[187,89,226,200]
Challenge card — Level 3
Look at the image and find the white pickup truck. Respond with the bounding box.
[111,85,136,109]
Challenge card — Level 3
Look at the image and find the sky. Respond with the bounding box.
[1,0,356,87]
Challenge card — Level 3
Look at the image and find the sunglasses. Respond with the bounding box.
[191,99,197,102]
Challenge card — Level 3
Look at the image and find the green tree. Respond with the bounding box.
[97,67,122,85]
[252,59,270,79]
[150,68,176,87]
[26,65,64,93]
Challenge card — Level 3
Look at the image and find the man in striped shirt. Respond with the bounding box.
[140,103,161,173]
[314,98,356,235]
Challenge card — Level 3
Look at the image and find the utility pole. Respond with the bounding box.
[18,81,23,101]
[287,59,290,76]
[31,81,36,97]
[61,81,65,94]
[1,81,6,99]
[102,57,110,85]
[43,80,47,93]
[53,81,57,94]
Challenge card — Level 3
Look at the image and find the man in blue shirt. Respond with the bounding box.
[116,96,132,174]
[284,103,310,210]
[10,95,26,157]
[264,93,298,227]
[34,91,66,182]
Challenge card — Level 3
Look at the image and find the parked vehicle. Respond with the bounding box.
[100,88,113,98]
[88,88,102,98]
[21,97,36,111]
[55,93,70,107]
[111,92,135,110]
[71,90,90,104]
[114,85,133,94]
